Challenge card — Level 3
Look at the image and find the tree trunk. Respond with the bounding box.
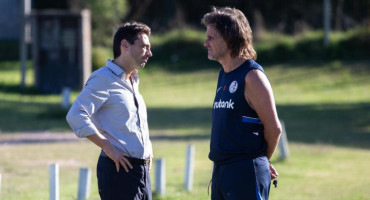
[335,0,344,30]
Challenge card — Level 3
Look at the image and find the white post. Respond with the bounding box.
[184,145,195,191]
[20,0,32,88]
[77,167,91,200]
[278,121,290,160]
[0,174,2,199]
[155,158,165,196]
[49,163,59,200]
[61,87,71,109]
[323,0,331,46]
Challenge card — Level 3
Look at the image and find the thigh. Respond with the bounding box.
[143,165,152,200]
[218,160,259,200]
[97,156,149,200]
[253,157,271,200]
[211,165,225,200]
[97,156,115,200]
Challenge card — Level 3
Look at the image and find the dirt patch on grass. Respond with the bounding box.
[0,132,78,145]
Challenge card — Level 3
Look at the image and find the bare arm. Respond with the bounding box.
[244,69,281,160]
[86,133,132,172]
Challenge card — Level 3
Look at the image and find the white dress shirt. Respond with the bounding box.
[66,60,152,159]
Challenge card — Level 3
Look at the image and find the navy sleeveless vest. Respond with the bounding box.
[209,59,267,164]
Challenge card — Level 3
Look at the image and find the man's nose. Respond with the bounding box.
[147,49,153,57]
[204,40,210,47]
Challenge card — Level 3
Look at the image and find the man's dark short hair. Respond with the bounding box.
[201,7,257,60]
[113,22,151,58]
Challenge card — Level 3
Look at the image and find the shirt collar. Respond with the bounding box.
[106,59,125,76]
[106,59,139,80]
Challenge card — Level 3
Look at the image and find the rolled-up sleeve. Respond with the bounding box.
[66,75,109,138]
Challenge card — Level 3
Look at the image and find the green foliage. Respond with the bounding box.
[92,47,113,71]
[77,0,128,46]
[141,27,370,71]
[255,27,370,63]
[129,0,370,34]
[149,29,210,71]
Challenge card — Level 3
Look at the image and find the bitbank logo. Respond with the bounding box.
[213,99,234,109]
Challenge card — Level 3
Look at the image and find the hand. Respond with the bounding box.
[104,146,133,173]
[269,163,279,180]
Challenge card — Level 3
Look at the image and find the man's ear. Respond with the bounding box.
[121,39,130,51]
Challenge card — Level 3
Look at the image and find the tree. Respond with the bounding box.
[69,0,128,46]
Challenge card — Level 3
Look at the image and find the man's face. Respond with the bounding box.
[204,25,229,61]
[128,33,152,69]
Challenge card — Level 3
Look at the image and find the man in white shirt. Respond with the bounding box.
[66,21,153,200]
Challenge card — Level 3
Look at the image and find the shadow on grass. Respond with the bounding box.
[1,99,369,149]
[148,103,370,148]
[0,83,39,95]
[277,103,370,149]
[147,107,212,130]
[0,99,70,132]
[150,134,210,141]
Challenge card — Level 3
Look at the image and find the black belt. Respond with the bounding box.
[125,157,150,166]
[100,151,150,166]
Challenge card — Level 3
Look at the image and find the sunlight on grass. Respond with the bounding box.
[1,44,370,199]
[1,141,370,200]
[268,61,370,104]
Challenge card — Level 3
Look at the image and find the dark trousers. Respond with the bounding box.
[211,157,271,200]
[97,155,152,200]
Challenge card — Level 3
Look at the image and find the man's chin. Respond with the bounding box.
[139,63,146,68]
[208,55,217,61]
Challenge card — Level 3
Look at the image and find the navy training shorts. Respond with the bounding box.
[211,156,271,200]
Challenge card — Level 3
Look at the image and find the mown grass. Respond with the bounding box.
[0,27,370,199]
[1,140,370,199]
[1,59,369,200]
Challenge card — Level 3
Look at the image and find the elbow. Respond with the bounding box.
[65,109,80,132]
[276,125,282,137]
[269,123,282,138]
[65,110,74,125]
[275,122,282,136]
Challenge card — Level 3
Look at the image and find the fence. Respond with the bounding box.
[49,164,91,200]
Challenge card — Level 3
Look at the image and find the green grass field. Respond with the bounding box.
[1,57,370,198]
[0,26,370,200]
[1,139,370,199]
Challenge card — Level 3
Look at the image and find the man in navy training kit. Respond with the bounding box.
[66,21,153,200]
[202,7,282,200]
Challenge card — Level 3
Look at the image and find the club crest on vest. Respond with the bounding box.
[229,81,238,93]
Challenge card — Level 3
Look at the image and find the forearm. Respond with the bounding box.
[86,133,114,153]
[265,131,280,160]
[87,133,133,172]
[264,126,281,160]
